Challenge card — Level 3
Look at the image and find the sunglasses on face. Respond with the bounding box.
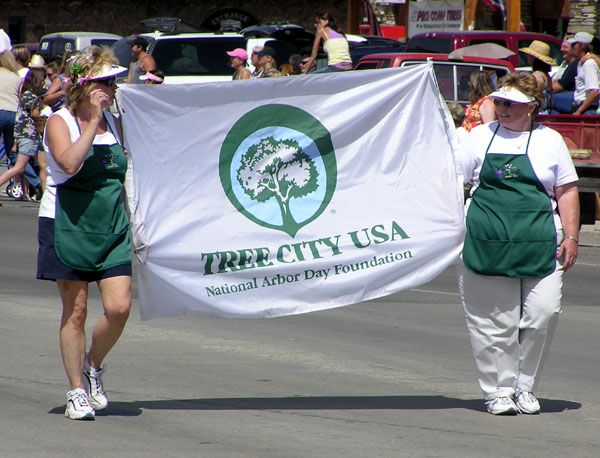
[97,77,117,87]
[493,99,516,108]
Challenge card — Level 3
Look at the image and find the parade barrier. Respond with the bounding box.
[120,65,465,319]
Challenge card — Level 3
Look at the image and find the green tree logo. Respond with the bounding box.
[220,104,336,237]
[237,136,318,232]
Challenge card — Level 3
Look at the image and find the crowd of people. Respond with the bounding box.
[0,17,594,421]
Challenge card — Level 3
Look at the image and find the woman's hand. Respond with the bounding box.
[557,238,578,272]
[555,182,580,272]
[88,88,111,123]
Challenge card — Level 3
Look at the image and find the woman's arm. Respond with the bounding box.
[479,98,496,124]
[43,77,65,106]
[555,182,579,272]
[303,29,324,74]
[47,89,107,175]
[241,68,251,80]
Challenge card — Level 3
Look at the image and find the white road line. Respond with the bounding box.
[410,288,460,296]
[576,262,600,267]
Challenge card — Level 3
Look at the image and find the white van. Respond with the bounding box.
[38,32,122,62]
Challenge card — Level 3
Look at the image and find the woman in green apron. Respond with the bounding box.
[458,72,579,415]
[36,47,130,420]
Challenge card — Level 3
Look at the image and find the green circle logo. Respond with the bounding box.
[220,104,337,237]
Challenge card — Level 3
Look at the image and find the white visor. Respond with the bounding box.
[489,86,535,103]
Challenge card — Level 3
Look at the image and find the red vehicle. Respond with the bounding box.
[406,31,562,70]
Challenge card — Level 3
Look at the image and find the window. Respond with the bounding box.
[91,39,118,48]
[406,38,453,54]
[153,37,246,76]
[354,61,382,70]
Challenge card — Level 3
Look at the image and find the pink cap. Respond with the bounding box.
[226,48,248,61]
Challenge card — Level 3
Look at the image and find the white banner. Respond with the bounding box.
[120,65,464,320]
[409,0,464,37]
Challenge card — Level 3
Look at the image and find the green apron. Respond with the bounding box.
[54,112,131,271]
[463,124,557,278]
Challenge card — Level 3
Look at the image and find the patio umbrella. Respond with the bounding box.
[448,43,515,60]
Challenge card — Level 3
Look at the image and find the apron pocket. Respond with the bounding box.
[54,229,131,271]
[464,236,555,278]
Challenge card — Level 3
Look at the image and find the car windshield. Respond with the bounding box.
[152,37,246,76]
[406,37,453,54]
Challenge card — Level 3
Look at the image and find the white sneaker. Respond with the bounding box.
[515,390,540,414]
[65,388,95,420]
[83,360,108,411]
[486,396,519,415]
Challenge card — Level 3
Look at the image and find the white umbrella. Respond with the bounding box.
[449,43,515,60]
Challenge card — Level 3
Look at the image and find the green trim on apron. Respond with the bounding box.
[463,123,557,278]
[54,111,131,271]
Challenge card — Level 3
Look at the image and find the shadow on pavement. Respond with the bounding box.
[48,395,581,416]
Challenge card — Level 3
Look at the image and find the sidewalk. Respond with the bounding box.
[580,221,600,247]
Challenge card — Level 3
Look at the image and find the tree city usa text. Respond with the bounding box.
[201,221,414,297]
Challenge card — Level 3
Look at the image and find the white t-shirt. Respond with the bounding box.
[461,121,578,229]
[574,59,600,103]
[39,108,120,219]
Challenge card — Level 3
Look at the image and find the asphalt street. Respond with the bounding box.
[1,194,600,457]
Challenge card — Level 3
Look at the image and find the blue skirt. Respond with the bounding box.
[37,217,132,282]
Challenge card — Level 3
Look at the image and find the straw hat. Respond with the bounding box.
[519,40,556,65]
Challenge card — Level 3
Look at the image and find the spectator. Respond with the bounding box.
[303,12,352,74]
[568,32,600,115]
[519,41,556,113]
[0,29,20,167]
[0,67,46,199]
[250,45,263,78]
[255,47,282,78]
[551,37,579,113]
[461,70,496,132]
[44,51,82,112]
[226,48,251,80]
[288,54,303,75]
[13,45,31,82]
[127,36,156,84]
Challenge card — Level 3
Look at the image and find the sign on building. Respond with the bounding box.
[408,0,464,37]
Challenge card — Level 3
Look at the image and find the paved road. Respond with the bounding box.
[1,196,600,457]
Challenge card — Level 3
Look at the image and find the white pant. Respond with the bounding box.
[457,262,563,400]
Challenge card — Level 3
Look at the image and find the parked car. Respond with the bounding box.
[38,31,122,63]
[354,52,514,104]
[406,31,562,70]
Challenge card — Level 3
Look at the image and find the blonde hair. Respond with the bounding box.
[66,46,117,109]
[0,50,19,73]
[497,71,544,113]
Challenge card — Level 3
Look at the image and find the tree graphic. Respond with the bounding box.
[237,136,319,235]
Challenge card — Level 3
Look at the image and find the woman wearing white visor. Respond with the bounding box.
[458,72,579,415]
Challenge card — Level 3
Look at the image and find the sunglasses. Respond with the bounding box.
[96,77,117,87]
[493,99,517,108]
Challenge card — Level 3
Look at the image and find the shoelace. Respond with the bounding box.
[517,391,537,404]
[72,391,91,408]
[87,367,107,396]
[486,396,521,412]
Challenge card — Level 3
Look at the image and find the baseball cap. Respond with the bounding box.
[226,48,248,61]
[256,46,276,58]
[567,32,594,44]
